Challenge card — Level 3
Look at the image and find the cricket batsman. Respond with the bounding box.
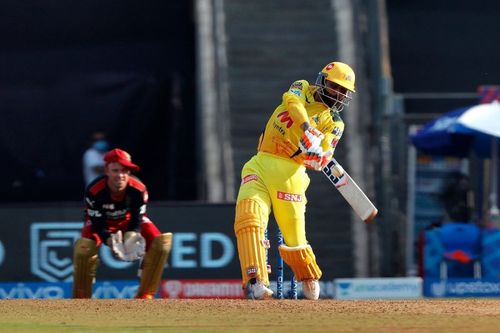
[72,148,173,299]
[234,62,356,299]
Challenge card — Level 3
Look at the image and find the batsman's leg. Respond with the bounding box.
[278,244,322,300]
[72,238,99,298]
[136,232,173,299]
[234,198,273,299]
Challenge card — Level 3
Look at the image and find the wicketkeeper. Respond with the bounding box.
[73,148,173,299]
[234,62,356,299]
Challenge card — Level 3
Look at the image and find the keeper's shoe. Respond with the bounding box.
[135,293,154,299]
[302,279,320,300]
[247,280,273,300]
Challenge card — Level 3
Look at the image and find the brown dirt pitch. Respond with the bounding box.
[0,299,499,333]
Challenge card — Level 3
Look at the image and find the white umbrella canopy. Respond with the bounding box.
[457,101,500,221]
[457,101,500,138]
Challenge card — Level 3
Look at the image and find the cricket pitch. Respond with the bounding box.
[0,299,499,333]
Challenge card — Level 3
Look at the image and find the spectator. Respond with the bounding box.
[82,131,109,185]
[441,171,473,222]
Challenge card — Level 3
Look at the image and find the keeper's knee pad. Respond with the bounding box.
[234,199,269,287]
[72,238,99,298]
[278,244,322,281]
[136,232,173,298]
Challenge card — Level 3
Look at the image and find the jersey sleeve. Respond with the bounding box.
[316,110,345,156]
[282,80,312,128]
[127,189,148,232]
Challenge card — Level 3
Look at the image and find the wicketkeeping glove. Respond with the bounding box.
[124,231,146,260]
[110,230,145,262]
[110,231,127,261]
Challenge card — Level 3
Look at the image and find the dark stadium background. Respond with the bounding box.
[0,1,196,202]
[0,0,498,205]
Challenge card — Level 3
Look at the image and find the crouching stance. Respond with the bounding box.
[234,62,356,299]
[73,148,173,299]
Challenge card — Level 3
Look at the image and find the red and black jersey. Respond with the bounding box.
[84,175,148,243]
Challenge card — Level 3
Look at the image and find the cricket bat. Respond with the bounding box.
[322,158,378,223]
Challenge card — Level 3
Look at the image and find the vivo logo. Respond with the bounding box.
[92,282,138,299]
[0,283,65,299]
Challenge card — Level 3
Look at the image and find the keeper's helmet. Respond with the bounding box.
[315,62,356,112]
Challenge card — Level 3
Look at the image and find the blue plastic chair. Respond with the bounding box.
[438,222,482,279]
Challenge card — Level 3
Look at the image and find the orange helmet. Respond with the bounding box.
[315,62,356,111]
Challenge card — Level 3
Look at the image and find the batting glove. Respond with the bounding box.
[303,149,332,171]
[298,127,324,153]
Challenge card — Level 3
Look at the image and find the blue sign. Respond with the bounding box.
[424,278,500,298]
[0,204,240,282]
[0,280,140,299]
[0,282,70,299]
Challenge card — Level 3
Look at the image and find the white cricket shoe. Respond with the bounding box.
[248,280,273,300]
[302,279,320,300]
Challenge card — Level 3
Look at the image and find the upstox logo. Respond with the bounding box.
[30,222,82,282]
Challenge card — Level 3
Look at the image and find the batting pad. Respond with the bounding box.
[234,199,269,288]
[136,232,172,298]
[72,238,99,298]
[278,244,322,281]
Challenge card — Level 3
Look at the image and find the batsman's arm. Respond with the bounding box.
[282,82,311,130]
[284,99,309,130]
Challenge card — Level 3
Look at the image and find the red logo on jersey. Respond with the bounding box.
[247,266,258,277]
[277,111,294,129]
[241,174,258,185]
[277,191,303,202]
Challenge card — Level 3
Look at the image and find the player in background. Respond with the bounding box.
[73,148,173,299]
[234,62,356,299]
[82,131,109,185]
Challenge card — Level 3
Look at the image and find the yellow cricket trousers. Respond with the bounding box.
[236,152,310,246]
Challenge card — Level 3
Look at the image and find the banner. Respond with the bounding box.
[0,280,138,299]
[424,278,500,298]
[160,279,244,299]
[334,278,423,300]
[0,203,239,282]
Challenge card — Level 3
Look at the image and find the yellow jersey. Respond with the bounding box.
[257,80,344,165]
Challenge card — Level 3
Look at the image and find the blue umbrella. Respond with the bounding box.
[457,101,500,217]
[411,102,500,218]
[410,106,500,158]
